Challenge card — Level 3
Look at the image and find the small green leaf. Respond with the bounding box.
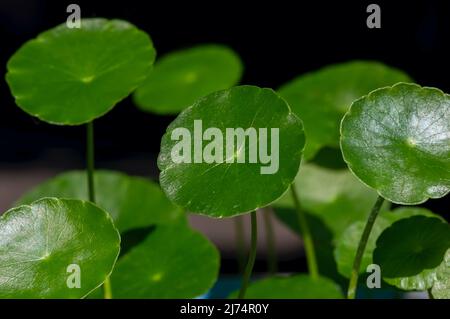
[274,163,384,239]
[6,18,155,125]
[134,44,242,114]
[431,250,450,299]
[0,198,120,298]
[229,274,343,299]
[334,208,441,279]
[158,85,305,217]
[374,216,450,291]
[279,61,411,159]
[340,83,450,204]
[109,225,219,298]
[17,170,183,233]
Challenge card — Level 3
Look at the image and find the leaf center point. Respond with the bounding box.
[80,75,95,83]
[406,137,417,147]
[184,72,198,84]
[150,272,163,282]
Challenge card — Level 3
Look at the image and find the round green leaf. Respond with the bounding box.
[158,85,305,217]
[373,216,450,291]
[109,225,219,298]
[0,198,120,298]
[230,275,343,299]
[6,18,155,125]
[431,250,450,299]
[340,83,450,204]
[16,170,183,233]
[134,44,242,114]
[274,163,385,239]
[279,61,411,159]
[334,207,441,279]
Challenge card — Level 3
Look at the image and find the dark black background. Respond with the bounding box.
[0,1,448,219]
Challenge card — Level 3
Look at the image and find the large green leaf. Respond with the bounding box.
[6,18,155,125]
[134,44,242,114]
[274,163,384,239]
[431,250,450,299]
[340,83,450,204]
[17,170,183,233]
[279,61,411,159]
[334,207,441,279]
[374,216,450,291]
[0,198,120,298]
[108,225,219,298]
[158,85,305,217]
[229,274,343,299]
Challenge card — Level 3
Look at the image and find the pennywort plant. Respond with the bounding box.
[220,64,447,299]
[340,82,450,298]
[4,18,156,298]
[158,85,305,297]
[14,171,219,299]
[2,18,220,299]
[0,198,120,298]
[2,15,449,300]
[131,43,257,274]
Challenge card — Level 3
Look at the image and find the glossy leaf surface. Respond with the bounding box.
[340,83,450,204]
[159,85,305,217]
[431,250,450,299]
[6,18,155,125]
[0,198,120,298]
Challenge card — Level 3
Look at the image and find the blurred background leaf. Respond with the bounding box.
[134,44,242,115]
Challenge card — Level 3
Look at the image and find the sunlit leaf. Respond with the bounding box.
[431,250,450,299]
[340,83,450,204]
[6,18,155,125]
[0,198,120,298]
[158,85,305,217]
